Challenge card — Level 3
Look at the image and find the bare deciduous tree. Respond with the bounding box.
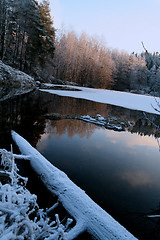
[53,30,115,88]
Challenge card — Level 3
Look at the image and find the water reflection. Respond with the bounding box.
[37,119,160,239]
[0,90,160,147]
[38,91,160,139]
[106,130,158,148]
[120,170,152,187]
[0,91,48,149]
[1,90,160,239]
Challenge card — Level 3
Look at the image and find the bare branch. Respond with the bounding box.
[141,41,148,54]
[141,41,159,68]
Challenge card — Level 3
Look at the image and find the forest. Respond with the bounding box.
[1,0,160,96]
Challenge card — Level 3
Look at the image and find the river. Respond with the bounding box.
[1,89,160,239]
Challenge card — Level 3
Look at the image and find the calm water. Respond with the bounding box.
[1,89,160,239]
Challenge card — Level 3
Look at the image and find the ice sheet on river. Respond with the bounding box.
[40,84,160,115]
[12,130,137,240]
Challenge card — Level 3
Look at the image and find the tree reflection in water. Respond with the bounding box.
[1,90,160,239]
[1,89,160,147]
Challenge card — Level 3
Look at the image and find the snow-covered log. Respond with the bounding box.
[12,130,137,240]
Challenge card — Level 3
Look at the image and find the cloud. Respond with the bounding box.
[120,170,152,187]
[106,131,158,149]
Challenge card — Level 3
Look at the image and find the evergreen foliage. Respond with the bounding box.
[1,0,160,93]
[0,0,55,74]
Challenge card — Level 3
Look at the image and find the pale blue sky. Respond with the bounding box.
[50,0,160,53]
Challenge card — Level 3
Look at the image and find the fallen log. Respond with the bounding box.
[12,130,137,240]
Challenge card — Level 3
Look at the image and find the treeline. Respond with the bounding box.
[112,50,160,95]
[52,30,160,95]
[1,0,160,95]
[0,0,55,76]
[53,31,147,90]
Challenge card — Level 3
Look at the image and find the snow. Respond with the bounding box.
[79,115,126,131]
[0,60,36,101]
[45,113,130,131]
[12,130,137,240]
[40,84,160,115]
[0,147,73,239]
[42,83,54,87]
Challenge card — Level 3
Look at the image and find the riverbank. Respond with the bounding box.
[0,61,36,101]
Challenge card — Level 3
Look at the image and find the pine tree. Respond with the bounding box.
[0,0,12,60]
[0,0,55,74]
[38,0,55,64]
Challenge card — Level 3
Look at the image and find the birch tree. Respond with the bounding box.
[53,30,115,88]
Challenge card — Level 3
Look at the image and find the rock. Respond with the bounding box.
[0,61,36,101]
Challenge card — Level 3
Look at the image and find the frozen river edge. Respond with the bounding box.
[40,84,160,115]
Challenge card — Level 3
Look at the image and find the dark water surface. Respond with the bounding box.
[1,89,160,239]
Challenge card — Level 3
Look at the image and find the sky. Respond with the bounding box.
[48,0,160,54]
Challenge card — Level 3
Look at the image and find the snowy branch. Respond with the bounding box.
[0,147,73,240]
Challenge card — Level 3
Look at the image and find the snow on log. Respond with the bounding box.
[12,130,137,240]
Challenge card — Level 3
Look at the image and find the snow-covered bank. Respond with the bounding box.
[0,61,36,101]
[40,84,160,115]
[12,131,137,240]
